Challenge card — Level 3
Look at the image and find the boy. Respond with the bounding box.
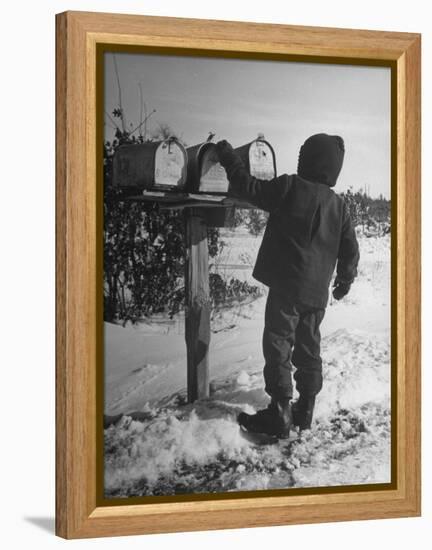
[215,134,360,438]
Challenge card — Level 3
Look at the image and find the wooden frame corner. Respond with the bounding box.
[55,11,421,539]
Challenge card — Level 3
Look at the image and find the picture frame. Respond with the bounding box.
[55,10,421,539]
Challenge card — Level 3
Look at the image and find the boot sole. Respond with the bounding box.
[238,424,279,445]
[237,413,293,441]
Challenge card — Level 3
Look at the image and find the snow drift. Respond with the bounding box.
[104,233,391,497]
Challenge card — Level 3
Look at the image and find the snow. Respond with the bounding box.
[104,232,391,497]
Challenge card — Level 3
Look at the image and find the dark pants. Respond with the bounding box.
[263,288,325,400]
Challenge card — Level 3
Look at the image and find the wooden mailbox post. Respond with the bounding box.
[113,138,276,403]
[184,208,211,401]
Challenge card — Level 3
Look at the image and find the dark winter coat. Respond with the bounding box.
[217,140,360,309]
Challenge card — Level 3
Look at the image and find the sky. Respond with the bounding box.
[105,52,391,198]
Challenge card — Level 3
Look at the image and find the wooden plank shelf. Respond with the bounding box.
[122,190,255,210]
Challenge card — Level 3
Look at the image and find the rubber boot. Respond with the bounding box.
[272,397,293,439]
[238,397,293,438]
[292,395,316,430]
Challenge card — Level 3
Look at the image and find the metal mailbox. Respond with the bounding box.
[113,138,188,191]
[235,138,277,182]
[186,138,277,194]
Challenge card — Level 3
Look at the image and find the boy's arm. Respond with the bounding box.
[215,140,292,212]
[333,202,360,299]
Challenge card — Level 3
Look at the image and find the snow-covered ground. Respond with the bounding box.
[104,230,391,498]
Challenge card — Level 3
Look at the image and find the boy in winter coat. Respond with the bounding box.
[215,134,360,438]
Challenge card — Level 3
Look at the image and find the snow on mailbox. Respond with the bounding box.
[113,138,188,191]
[186,138,276,194]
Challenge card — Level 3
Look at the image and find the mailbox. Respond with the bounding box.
[235,139,277,181]
[186,139,277,194]
[113,138,188,191]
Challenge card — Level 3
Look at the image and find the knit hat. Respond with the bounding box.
[297,133,345,187]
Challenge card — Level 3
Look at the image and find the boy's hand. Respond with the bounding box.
[332,276,351,300]
[215,140,236,166]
